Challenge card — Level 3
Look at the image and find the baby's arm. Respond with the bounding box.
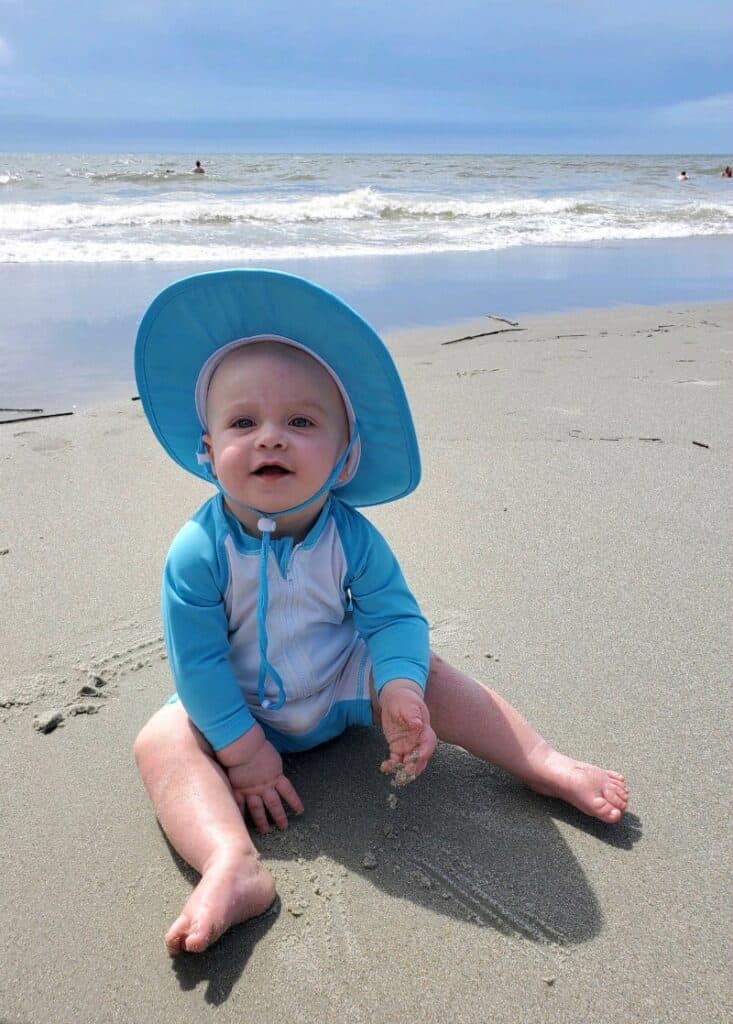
[335,506,433,782]
[163,512,302,831]
[217,725,303,833]
[378,679,437,783]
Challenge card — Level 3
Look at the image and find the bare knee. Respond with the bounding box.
[133,703,210,775]
[133,712,166,777]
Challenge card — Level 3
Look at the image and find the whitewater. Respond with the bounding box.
[1,152,731,263]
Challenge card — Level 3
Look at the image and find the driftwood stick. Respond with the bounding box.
[485,313,520,327]
[0,411,74,425]
[441,327,527,346]
[0,406,43,413]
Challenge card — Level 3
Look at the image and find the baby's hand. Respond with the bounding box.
[378,679,437,784]
[225,737,303,833]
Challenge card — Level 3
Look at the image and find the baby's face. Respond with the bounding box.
[203,341,350,536]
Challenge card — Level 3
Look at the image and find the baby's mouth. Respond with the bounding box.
[253,464,291,478]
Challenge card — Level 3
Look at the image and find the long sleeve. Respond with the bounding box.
[332,502,429,692]
[162,505,258,751]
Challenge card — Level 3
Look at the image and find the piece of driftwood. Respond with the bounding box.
[485,314,520,327]
[692,440,710,449]
[0,410,74,425]
[441,327,526,346]
[0,406,43,413]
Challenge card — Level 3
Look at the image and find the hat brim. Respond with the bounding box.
[134,269,420,507]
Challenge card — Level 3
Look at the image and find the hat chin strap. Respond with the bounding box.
[196,428,360,711]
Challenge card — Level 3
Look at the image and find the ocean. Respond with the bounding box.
[0,152,731,408]
[1,152,731,264]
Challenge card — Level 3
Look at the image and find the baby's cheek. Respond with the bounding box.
[218,448,249,481]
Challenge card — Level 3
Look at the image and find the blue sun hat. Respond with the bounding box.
[135,268,421,712]
[134,268,420,507]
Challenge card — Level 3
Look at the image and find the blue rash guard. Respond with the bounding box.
[162,493,429,752]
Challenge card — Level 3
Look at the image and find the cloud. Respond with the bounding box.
[659,92,733,126]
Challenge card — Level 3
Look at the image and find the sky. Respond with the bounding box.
[0,1,731,153]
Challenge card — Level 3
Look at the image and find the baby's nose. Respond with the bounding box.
[255,422,286,447]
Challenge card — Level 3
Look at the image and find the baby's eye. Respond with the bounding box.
[232,417,255,429]
[289,416,314,428]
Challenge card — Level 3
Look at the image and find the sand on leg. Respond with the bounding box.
[422,653,629,823]
[134,702,276,954]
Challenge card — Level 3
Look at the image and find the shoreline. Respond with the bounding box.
[1,299,731,1021]
[1,235,732,411]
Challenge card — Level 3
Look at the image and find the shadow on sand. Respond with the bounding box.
[170,727,641,1002]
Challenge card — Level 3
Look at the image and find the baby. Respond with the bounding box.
[133,269,628,955]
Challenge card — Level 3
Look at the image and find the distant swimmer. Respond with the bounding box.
[722,166,732,178]
[193,160,205,174]
[678,170,689,181]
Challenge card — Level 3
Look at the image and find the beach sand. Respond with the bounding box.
[1,301,731,1023]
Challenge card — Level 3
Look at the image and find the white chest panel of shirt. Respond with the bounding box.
[223,515,358,713]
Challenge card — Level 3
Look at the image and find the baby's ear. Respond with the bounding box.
[338,425,363,484]
[202,434,218,478]
[336,447,356,483]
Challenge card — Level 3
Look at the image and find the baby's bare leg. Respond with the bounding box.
[134,702,276,954]
[424,653,628,823]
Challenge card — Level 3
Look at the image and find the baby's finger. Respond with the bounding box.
[245,794,271,834]
[261,787,289,830]
[276,776,304,816]
[380,754,418,782]
[391,734,435,782]
[387,731,423,766]
[412,727,437,775]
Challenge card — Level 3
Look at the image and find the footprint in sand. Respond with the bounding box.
[29,436,73,453]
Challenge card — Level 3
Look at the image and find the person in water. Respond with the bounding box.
[132,269,630,955]
[193,160,205,174]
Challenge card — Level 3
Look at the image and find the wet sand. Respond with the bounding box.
[1,301,731,1023]
[2,236,733,412]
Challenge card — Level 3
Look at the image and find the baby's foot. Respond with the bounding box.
[165,849,276,955]
[525,744,629,824]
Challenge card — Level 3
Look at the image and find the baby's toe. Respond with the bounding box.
[184,922,217,953]
[165,913,191,956]
[592,795,622,822]
[607,783,629,809]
